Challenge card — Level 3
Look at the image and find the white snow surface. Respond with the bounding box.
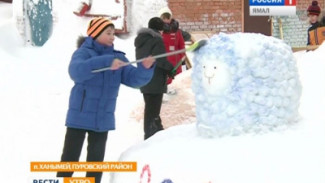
[1,1,325,183]
[127,0,168,33]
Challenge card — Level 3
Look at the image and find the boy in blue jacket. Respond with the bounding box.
[57,17,155,183]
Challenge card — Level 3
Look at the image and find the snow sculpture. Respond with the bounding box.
[192,33,302,137]
[25,0,53,46]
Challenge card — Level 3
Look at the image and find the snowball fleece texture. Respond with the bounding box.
[192,33,302,137]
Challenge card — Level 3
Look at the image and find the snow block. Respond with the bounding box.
[192,33,302,137]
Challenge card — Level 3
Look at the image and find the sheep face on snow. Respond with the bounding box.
[201,58,231,96]
[192,33,302,137]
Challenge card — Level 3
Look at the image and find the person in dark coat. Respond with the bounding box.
[135,17,174,139]
[57,17,155,183]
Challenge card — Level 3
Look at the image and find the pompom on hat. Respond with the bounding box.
[87,17,114,39]
[307,1,321,16]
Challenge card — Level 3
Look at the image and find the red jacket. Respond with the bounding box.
[162,29,185,84]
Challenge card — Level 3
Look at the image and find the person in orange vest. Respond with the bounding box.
[307,1,325,45]
[159,7,186,92]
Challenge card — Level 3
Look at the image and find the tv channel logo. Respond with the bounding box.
[249,0,296,16]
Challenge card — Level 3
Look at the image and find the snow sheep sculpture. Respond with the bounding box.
[192,33,302,137]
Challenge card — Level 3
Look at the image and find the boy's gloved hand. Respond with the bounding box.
[142,56,155,69]
[111,59,127,70]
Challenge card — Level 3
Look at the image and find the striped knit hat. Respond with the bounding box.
[307,1,321,16]
[87,17,114,39]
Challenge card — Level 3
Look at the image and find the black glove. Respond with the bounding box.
[181,30,192,42]
[167,70,176,79]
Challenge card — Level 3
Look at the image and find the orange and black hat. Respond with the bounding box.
[87,17,114,39]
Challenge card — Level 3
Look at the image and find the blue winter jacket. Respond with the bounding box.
[66,37,154,132]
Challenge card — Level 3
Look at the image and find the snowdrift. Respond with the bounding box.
[111,41,325,183]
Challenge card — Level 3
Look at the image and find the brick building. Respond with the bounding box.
[168,0,325,47]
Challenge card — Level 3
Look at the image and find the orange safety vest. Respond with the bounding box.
[309,27,325,45]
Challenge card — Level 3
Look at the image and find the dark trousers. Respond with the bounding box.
[57,128,108,183]
[143,93,164,140]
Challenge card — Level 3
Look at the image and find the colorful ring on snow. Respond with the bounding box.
[161,179,174,183]
[139,164,151,183]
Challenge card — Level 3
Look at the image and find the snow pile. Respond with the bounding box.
[0,2,12,21]
[192,33,302,137]
[128,0,167,33]
[295,42,325,120]
[87,0,123,16]
[83,0,125,29]
[111,42,325,183]
[0,20,24,56]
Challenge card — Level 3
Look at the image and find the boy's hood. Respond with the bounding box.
[134,28,162,48]
[77,36,87,48]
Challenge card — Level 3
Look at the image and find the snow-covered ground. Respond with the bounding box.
[1,1,325,183]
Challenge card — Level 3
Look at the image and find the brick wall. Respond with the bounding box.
[168,0,242,33]
[297,0,323,10]
[272,13,309,47]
